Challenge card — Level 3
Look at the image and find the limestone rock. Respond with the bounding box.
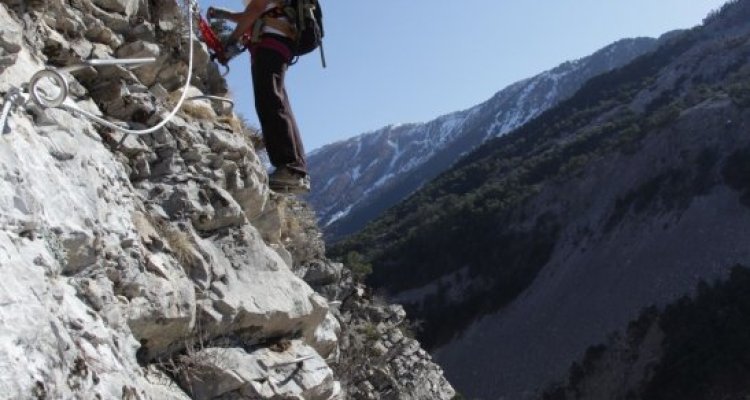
[89,6,130,33]
[179,341,337,400]
[311,311,341,359]
[232,162,270,221]
[116,40,163,86]
[119,248,197,359]
[195,225,329,343]
[83,15,123,47]
[190,184,246,232]
[0,24,22,54]
[0,2,455,399]
[126,20,156,43]
[302,259,344,288]
[181,85,217,120]
[251,193,286,244]
[92,0,140,17]
[208,128,251,159]
[334,279,456,399]
[152,0,184,32]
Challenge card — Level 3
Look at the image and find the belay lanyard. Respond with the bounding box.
[192,1,246,75]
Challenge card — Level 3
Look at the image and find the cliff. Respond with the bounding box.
[0,1,454,399]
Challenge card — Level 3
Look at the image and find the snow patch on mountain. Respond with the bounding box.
[325,205,353,227]
[308,37,661,240]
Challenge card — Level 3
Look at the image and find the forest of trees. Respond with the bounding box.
[330,18,750,349]
[543,265,750,400]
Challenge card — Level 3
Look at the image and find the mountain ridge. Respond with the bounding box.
[308,36,665,241]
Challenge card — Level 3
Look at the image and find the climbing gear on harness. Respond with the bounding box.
[0,0,233,136]
[253,0,326,67]
[201,6,249,73]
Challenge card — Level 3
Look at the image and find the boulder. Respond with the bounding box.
[250,193,285,244]
[195,225,329,343]
[179,341,337,400]
[208,128,251,158]
[91,0,140,17]
[83,15,123,47]
[310,311,341,359]
[120,248,197,359]
[302,260,343,288]
[233,163,270,221]
[60,230,98,275]
[0,25,21,54]
[116,40,163,86]
[191,184,246,232]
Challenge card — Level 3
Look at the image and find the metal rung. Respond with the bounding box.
[60,57,157,73]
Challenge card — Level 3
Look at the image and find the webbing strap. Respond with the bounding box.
[250,5,297,44]
[264,17,296,38]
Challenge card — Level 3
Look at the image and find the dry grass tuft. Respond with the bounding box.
[216,115,245,134]
[216,113,266,151]
[162,227,196,267]
[156,334,230,395]
[167,91,217,121]
[145,213,198,268]
[183,102,218,120]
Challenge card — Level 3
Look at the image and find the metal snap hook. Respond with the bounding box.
[28,69,69,109]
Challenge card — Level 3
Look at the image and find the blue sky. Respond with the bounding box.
[205,0,729,151]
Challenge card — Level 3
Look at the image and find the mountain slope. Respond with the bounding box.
[333,1,750,397]
[307,37,661,241]
[542,265,750,400]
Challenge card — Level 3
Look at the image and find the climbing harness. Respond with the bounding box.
[251,0,326,68]
[0,0,233,136]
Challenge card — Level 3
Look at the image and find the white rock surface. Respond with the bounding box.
[0,1,455,399]
[179,341,337,399]
[0,57,191,400]
[92,0,141,17]
[0,1,330,397]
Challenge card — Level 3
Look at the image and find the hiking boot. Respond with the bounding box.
[269,168,311,194]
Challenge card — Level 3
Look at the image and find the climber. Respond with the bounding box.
[211,0,310,194]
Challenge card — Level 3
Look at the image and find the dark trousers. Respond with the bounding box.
[251,45,307,176]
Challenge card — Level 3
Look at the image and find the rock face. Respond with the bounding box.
[307,37,661,242]
[0,1,454,399]
[334,288,456,400]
